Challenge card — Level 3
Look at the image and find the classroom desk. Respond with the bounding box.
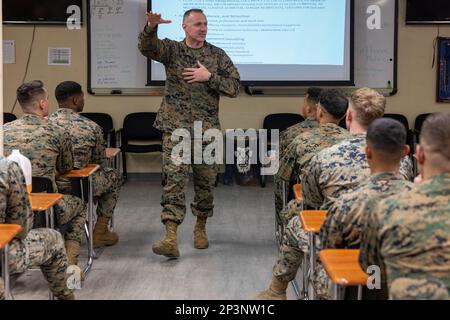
[299,210,327,300]
[0,224,22,300]
[319,249,368,300]
[29,193,63,229]
[63,164,100,275]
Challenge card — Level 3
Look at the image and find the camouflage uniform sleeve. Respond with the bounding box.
[359,202,383,272]
[399,156,413,181]
[301,153,324,208]
[320,199,346,249]
[56,130,74,173]
[0,161,33,239]
[138,25,174,65]
[92,126,106,166]
[277,140,298,182]
[207,51,240,98]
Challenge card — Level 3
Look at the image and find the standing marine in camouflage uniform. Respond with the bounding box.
[274,87,321,221]
[139,9,240,258]
[255,89,349,300]
[3,81,86,268]
[302,88,413,211]
[360,112,450,299]
[0,157,74,300]
[49,81,122,248]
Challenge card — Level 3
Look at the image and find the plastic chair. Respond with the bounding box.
[263,113,305,145]
[31,176,56,229]
[383,114,414,153]
[118,112,163,182]
[259,113,304,187]
[339,118,347,129]
[3,113,17,124]
[414,113,432,143]
[80,112,115,147]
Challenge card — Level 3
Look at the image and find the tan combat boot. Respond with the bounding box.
[65,240,81,266]
[93,216,119,248]
[194,216,209,249]
[57,292,76,300]
[152,221,180,258]
[254,277,288,300]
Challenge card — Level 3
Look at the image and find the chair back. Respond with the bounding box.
[80,112,115,146]
[3,112,17,124]
[339,117,347,129]
[263,113,304,132]
[414,113,432,135]
[384,113,409,131]
[122,112,162,141]
[31,176,55,228]
[263,113,304,143]
[32,176,55,193]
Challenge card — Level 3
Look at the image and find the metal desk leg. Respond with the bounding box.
[82,178,95,276]
[45,207,55,229]
[333,283,339,300]
[2,245,12,300]
[302,251,309,300]
[291,279,302,300]
[358,285,363,300]
[309,233,316,300]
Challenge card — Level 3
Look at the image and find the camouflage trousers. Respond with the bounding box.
[161,133,218,224]
[273,175,285,225]
[6,229,73,299]
[0,277,4,300]
[56,195,87,243]
[279,199,304,228]
[272,215,331,299]
[92,167,122,219]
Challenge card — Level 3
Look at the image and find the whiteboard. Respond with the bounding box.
[88,0,397,95]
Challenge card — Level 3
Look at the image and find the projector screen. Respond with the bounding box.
[148,0,354,86]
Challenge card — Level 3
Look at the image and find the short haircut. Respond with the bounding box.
[55,81,83,103]
[420,112,450,160]
[16,80,46,107]
[350,88,386,127]
[318,89,349,120]
[183,9,204,22]
[306,87,323,105]
[367,118,406,155]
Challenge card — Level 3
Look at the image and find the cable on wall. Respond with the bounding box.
[11,25,36,113]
